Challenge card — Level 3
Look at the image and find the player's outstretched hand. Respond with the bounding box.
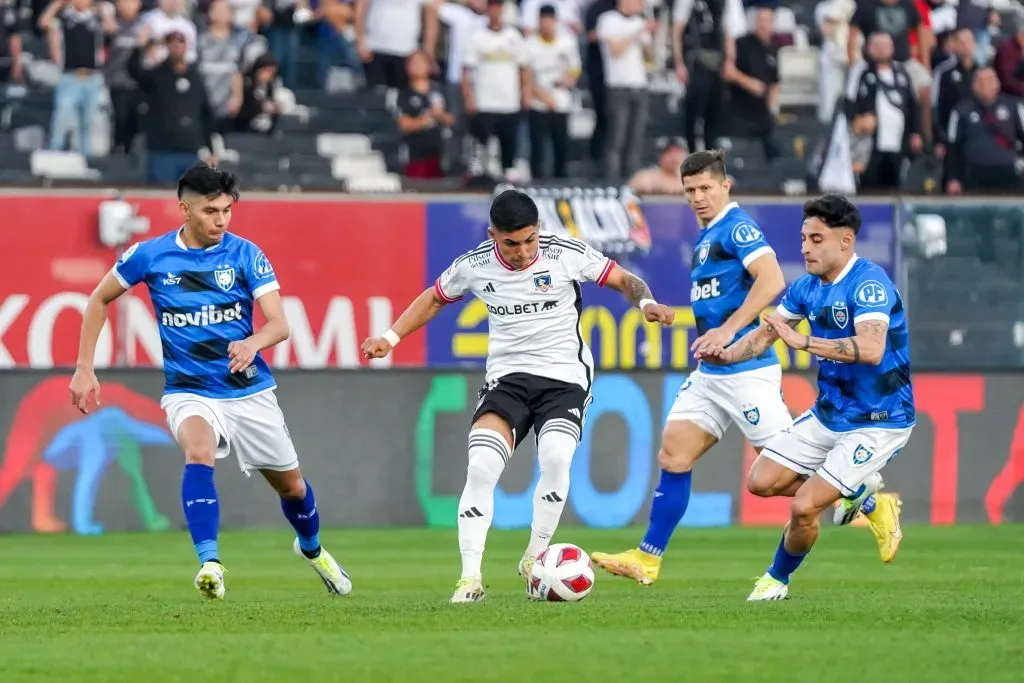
[764,312,804,350]
[694,344,730,365]
[361,336,393,359]
[642,303,675,326]
[69,368,101,415]
[690,326,733,356]
[227,338,259,374]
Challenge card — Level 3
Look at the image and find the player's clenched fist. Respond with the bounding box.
[361,336,393,359]
[69,368,101,415]
[642,303,675,326]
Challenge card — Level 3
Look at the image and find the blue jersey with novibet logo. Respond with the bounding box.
[112,229,279,399]
[692,202,780,375]
[777,256,914,432]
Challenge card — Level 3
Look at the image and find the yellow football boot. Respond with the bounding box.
[864,492,903,563]
[591,548,662,585]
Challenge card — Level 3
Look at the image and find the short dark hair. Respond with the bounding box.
[679,149,727,179]
[489,189,539,232]
[177,163,240,201]
[803,194,861,234]
[539,4,557,16]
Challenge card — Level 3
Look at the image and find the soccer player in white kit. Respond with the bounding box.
[362,189,675,603]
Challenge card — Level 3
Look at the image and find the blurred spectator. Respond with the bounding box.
[0,0,24,86]
[462,0,525,176]
[725,7,778,163]
[235,51,280,132]
[815,0,854,124]
[524,4,579,179]
[40,0,105,156]
[436,0,486,171]
[933,27,977,158]
[396,49,453,177]
[261,0,312,89]
[102,0,144,155]
[672,0,744,153]
[519,0,581,37]
[993,11,1024,98]
[957,0,994,65]
[314,0,362,88]
[598,0,652,179]
[142,0,197,62]
[200,0,262,133]
[627,136,685,194]
[945,67,1024,194]
[229,0,262,32]
[129,27,215,183]
[583,0,614,170]
[845,31,922,192]
[355,0,438,90]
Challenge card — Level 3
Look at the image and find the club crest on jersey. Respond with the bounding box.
[832,301,849,329]
[697,242,710,265]
[214,267,236,292]
[743,406,761,426]
[852,444,874,466]
[533,271,553,292]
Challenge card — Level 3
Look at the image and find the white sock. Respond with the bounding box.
[526,422,577,559]
[458,428,510,579]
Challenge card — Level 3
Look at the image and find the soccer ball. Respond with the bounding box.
[528,543,595,602]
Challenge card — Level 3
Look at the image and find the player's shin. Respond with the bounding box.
[638,467,692,556]
[527,426,577,560]
[280,479,321,558]
[458,429,510,579]
[181,464,220,564]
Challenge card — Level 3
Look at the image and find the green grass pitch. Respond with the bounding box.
[1,525,1022,683]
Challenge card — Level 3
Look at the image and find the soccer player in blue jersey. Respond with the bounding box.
[697,194,910,600]
[68,164,352,600]
[592,150,793,584]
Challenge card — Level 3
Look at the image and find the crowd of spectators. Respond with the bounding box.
[0,0,1022,192]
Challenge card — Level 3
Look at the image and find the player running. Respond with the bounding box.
[696,194,910,600]
[68,164,352,600]
[591,150,795,585]
[361,189,675,603]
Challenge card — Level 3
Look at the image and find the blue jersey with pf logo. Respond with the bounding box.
[112,229,279,399]
[777,256,915,432]
[691,202,779,375]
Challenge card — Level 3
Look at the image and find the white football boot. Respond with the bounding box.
[450,577,486,603]
[833,472,884,526]
[194,561,226,600]
[293,538,352,596]
[747,573,789,601]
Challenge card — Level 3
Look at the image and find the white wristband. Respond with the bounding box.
[638,298,657,310]
[383,329,401,348]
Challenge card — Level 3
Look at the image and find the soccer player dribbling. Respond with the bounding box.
[69,164,352,600]
[362,189,675,603]
[697,194,910,600]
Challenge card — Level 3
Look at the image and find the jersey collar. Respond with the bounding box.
[831,254,859,285]
[175,227,223,252]
[702,202,739,230]
[492,242,539,271]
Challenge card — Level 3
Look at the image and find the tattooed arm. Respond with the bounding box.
[766,314,888,365]
[701,316,799,365]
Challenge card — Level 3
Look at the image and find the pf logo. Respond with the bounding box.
[855,280,888,307]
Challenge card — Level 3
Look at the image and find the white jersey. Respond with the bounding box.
[433,233,616,391]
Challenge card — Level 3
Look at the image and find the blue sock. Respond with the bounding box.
[767,534,808,584]
[638,470,692,556]
[181,464,220,564]
[281,480,321,557]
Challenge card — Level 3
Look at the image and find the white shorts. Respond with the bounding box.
[761,412,913,497]
[160,389,299,476]
[666,365,792,447]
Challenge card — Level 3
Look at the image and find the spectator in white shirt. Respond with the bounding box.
[519,0,581,38]
[523,4,580,179]
[462,0,526,175]
[436,0,487,171]
[597,0,653,179]
[355,0,439,89]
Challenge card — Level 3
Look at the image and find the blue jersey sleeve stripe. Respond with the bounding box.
[853,311,889,324]
[252,280,280,300]
[776,304,801,320]
[740,245,774,269]
[111,266,132,290]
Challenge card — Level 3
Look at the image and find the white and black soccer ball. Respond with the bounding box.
[528,543,595,602]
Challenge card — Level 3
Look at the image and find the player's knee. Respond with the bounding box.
[184,444,216,466]
[466,450,504,488]
[746,470,775,498]
[790,496,821,526]
[657,446,695,473]
[536,431,575,474]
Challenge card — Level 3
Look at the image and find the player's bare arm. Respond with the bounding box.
[602,264,675,325]
[691,251,785,356]
[698,315,798,365]
[361,287,448,359]
[228,290,290,374]
[765,313,887,365]
[70,271,129,414]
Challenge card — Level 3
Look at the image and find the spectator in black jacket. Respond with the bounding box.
[945,67,1024,194]
[932,27,977,158]
[129,27,216,184]
[235,51,280,133]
